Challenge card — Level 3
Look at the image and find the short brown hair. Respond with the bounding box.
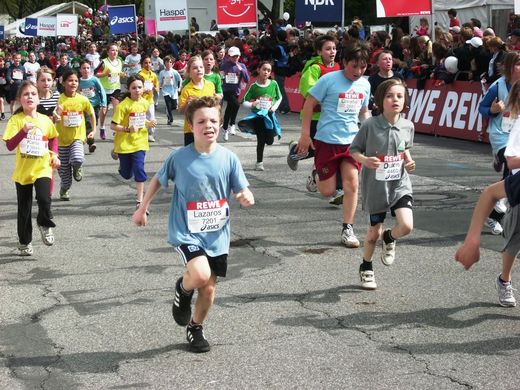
[185,96,221,126]
[374,79,409,114]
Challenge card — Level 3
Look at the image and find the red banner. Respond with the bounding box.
[376,0,431,17]
[216,0,257,29]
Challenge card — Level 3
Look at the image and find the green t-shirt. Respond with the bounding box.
[182,72,223,94]
[243,79,282,113]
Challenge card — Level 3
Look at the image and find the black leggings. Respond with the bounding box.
[223,91,240,129]
[16,178,55,245]
[251,116,275,163]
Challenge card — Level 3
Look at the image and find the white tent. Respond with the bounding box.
[4,1,89,37]
[410,0,514,39]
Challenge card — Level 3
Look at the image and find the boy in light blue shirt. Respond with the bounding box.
[158,55,182,125]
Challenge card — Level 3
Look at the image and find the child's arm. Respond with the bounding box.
[297,95,319,154]
[4,124,30,151]
[351,151,381,169]
[133,175,162,226]
[234,187,254,207]
[404,149,416,172]
[86,104,96,138]
[455,180,507,269]
[48,137,61,169]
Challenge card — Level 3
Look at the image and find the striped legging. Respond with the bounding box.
[58,140,85,190]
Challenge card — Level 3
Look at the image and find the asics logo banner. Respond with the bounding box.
[111,16,134,25]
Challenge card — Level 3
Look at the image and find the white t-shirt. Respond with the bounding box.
[24,61,40,82]
[85,52,101,72]
[505,117,520,175]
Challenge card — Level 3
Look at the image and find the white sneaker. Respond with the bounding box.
[496,275,517,307]
[18,242,33,256]
[229,124,236,135]
[223,130,229,141]
[328,189,344,205]
[255,162,264,171]
[341,225,360,248]
[485,218,503,235]
[359,269,377,290]
[494,198,508,214]
[381,237,396,266]
[306,170,318,192]
[148,135,155,142]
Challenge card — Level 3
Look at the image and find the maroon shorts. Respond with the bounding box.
[314,140,361,181]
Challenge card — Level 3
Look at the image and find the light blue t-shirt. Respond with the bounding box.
[156,144,249,256]
[309,70,370,145]
[159,68,182,99]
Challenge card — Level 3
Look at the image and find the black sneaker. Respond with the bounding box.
[186,324,211,353]
[0,113,5,120]
[172,277,193,326]
[73,166,83,182]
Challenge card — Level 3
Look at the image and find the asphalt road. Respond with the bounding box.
[1,104,519,389]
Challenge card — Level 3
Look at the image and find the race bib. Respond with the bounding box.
[256,96,272,110]
[19,128,48,157]
[219,71,225,79]
[0,76,6,85]
[129,112,146,128]
[376,153,404,181]
[225,72,239,84]
[80,87,95,98]
[337,91,363,114]
[109,73,119,84]
[63,111,82,127]
[144,81,154,91]
[12,69,23,80]
[163,76,174,86]
[186,199,230,233]
[502,112,514,134]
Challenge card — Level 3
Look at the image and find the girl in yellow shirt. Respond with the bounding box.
[179,55,216,145]
[138,55,159,142]
[2,81,60,256]
[110,75,157,210]
[55,69,96,201]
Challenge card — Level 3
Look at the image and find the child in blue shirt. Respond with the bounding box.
[158,55,182,126]
[132,96,254,353]
[79,60,106,153]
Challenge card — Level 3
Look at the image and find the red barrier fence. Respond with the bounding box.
[241,74,489,143]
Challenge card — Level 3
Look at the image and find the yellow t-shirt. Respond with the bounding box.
[179,79,215,133]
[56,93,94,147]
[112,97,150,154]
[2,112,58,185]
[138,69,159,104]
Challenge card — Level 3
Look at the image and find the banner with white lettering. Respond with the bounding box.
[295,0,343,23]
[109,5,137,34]
[216,0,258,29]
[376,0,431,17]
[37,17,57,37]
[155,0,189,32]
[0,26,4,40]
[56,14,78,36]
[23,18,38,37]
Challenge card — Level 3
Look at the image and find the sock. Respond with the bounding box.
[499,275,511,284]
[360,259,373,271]
[188,319,201,328]
[180,280,193,295]
[342,223,353,230]
[383,229,395,244]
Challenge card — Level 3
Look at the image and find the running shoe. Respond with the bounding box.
[100,128,106,140]
[485,218,503,235]
[359,268,377,290]
[186,323,211,353]
[60,188,70,201]
[255,162,265,171]
[172,277,194,326]
[148,135,155,142]
[0,113,5,120]
[496,275,517,307]
[88,143,97,153]
[306,170,318,193]
[381,231,396,266]
[229,124,236,135]
[73,166,83,182]
[494,199,508,214]
[328,189,344,205]
[18,242,33,256]
[38,225,55,246]
[493,154,503,173]
[341,225,360,248]
[223,129,229,141]
[286,141,303,171]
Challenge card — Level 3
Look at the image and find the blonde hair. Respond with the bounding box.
[508,79,520,118]
[186,55,203,73]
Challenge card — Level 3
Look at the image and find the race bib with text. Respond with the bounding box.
[375,153,404,181]
[186,199,230,233]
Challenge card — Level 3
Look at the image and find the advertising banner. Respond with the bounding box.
[295,0,343,24]
[155,0,189,32]
[376,0,431,17]
[145,19,157,36]
[0,26,3,40]
[24,18,38,37]
[37,17,57,37]
[109,5,137,34]
[216,0,257,29]
[56,14,78,36]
